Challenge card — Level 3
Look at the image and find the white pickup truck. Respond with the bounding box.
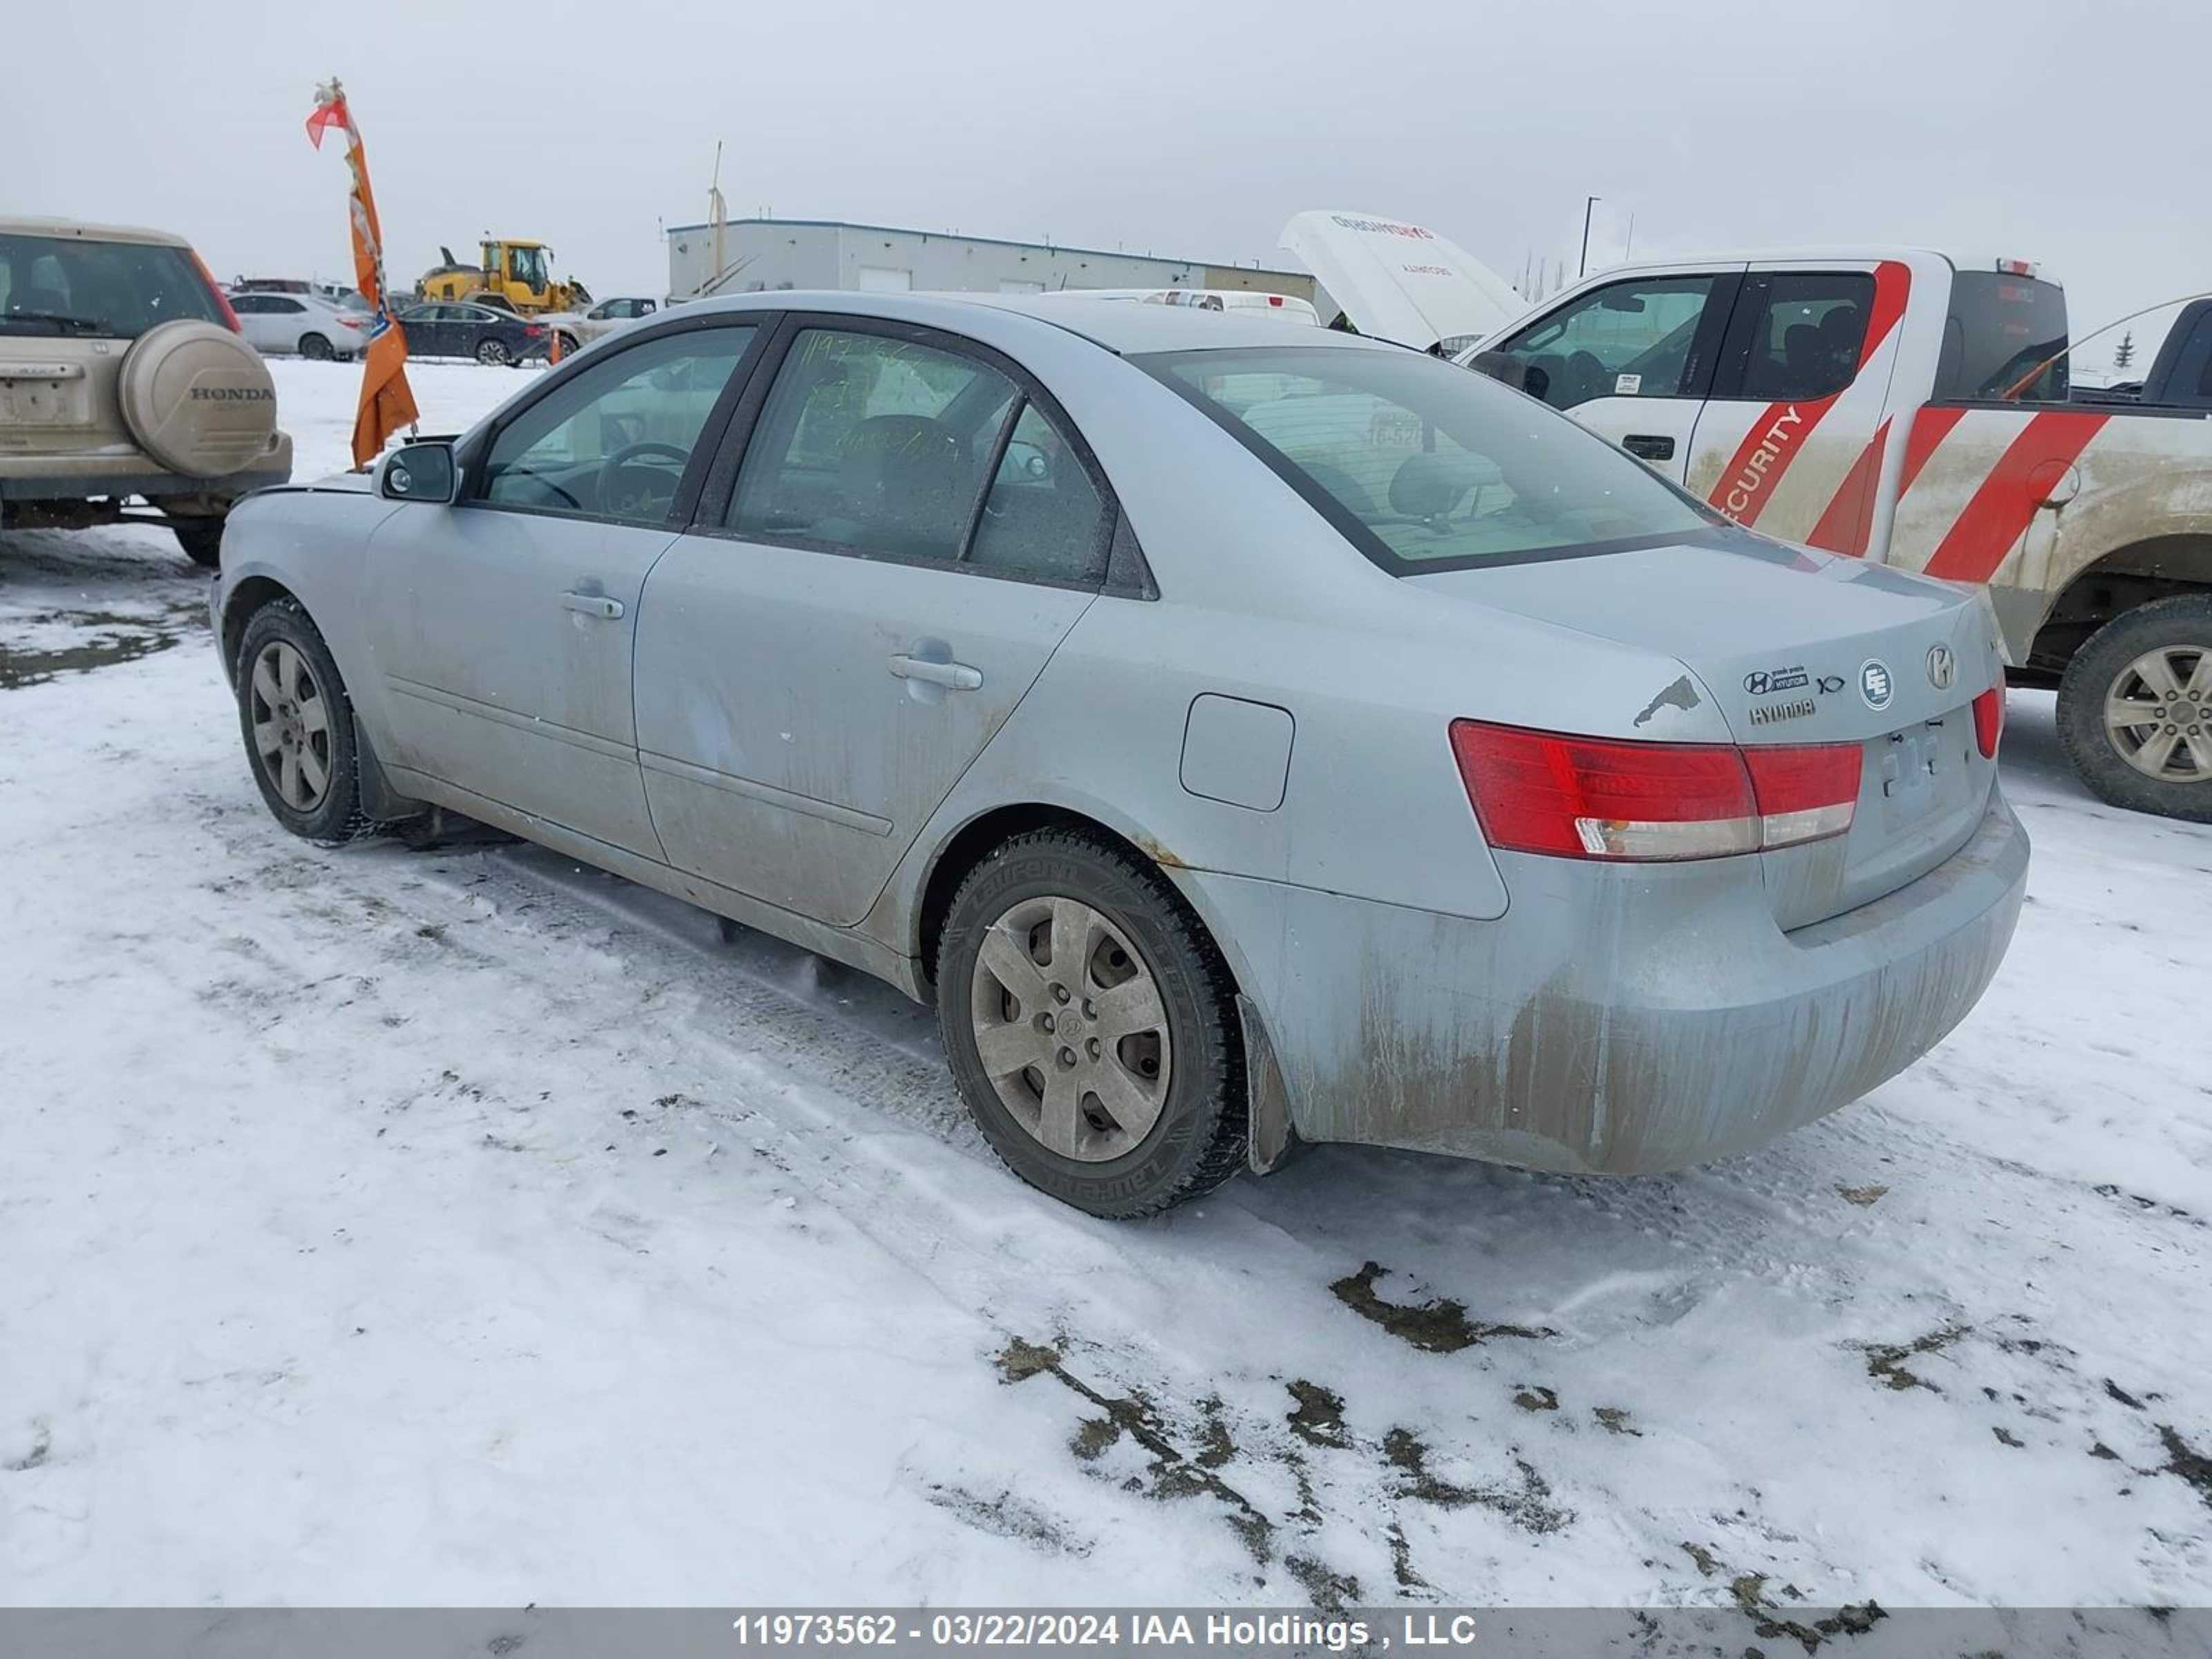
[1468,250,2212,821]
[1285,215,2212,821]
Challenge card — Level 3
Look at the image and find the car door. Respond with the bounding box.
[632,317,1109,926]
[1482,267,1743,484]
[227,294,272,351]
[396,305,445,357]
[263,295,310,352]
[1681,260,1911,554]
[362,319,767,855]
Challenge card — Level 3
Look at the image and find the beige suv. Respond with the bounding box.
[0,217,292,566]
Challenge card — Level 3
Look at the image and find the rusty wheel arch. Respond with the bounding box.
[2027,534,2212,679]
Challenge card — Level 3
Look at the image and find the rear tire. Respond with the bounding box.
[174,519,224,568]
[234,599,372,844]
[2056,595,2212,822]
[476,339,512,367]
[936,828,1246,1218]
[299,332,334,362]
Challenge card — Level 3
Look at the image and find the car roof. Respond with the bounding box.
[662,289,1385,357]
[0,216,192,247]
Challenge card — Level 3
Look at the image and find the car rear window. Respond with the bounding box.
[1139,345,1718,572]
[0,232,223,339]
[1938,271,2070,402]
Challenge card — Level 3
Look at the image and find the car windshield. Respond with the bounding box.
[0,232,223,337]
[1140,345,1717,572]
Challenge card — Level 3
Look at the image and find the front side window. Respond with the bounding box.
[1145,345,1716,572]
[1490,276,1719,409]
[476,325,754,521]
[728,328,1018,564]
[1728,272,1873,400]
[0,232,222,338]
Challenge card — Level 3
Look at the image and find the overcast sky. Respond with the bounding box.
[7,0,2206,371]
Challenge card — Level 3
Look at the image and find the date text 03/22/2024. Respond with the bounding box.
[728,1612,1488,1650]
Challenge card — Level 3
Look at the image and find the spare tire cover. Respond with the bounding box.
[118,319,279,478]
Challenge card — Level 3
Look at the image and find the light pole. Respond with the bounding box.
[1579,196,1599,279]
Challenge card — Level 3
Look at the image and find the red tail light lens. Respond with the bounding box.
[1742,743,1863,847]
[189,250,241,332]
[1972,685,2005,759]
[1449,720,1862,863]
[523,323,545,337]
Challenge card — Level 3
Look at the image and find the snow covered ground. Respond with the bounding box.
[3,359,2210,1611]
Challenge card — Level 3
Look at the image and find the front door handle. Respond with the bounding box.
[1622,433,1675,461]
[888,653,982,691]
[561,591,624,620]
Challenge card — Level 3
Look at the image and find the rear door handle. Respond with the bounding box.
[1622,433,1676,461]
[888,653,982,691]
[561,592,624,620]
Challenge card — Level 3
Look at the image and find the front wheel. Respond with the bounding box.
[936,828,1246,1217]
[2056,594,2212,822]
[476,338,512,367]
[235,599,371,843]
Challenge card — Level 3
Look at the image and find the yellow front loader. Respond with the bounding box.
[418,239,590,315]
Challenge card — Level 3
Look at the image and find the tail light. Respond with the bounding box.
[1448,720,1862,863]
[189,249,242,332]
[523,322,545,338]
[1972,685,2005,759]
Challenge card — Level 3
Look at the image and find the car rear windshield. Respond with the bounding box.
[1938,271,2070,402]
[0,232,223,339]
[1139,345,1717,572]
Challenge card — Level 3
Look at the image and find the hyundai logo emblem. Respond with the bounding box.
[1860,659,1894,711]
[1926,644,1956,691]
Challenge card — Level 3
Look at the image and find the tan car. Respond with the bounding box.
[0,217,292,566]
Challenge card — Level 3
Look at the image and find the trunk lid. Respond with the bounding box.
[1409,533,2004,926]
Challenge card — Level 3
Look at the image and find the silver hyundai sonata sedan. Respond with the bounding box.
[211,292,2027,1217]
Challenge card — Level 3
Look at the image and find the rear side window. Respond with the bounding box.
[1488,276,1721,409]
[968,403,1107,582]
[1144,344,1716,572]
[0,232,222,338]
[1939,272,2069,402]
[729,328,1018,564]
[1722,272,1873,400]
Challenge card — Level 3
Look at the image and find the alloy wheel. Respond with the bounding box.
[968,894,1172,1163]
[249,641,332,812]
[2103,644,2212,782]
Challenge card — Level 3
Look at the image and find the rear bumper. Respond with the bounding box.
[1179,790,2029,1174]
[0,444,292,505]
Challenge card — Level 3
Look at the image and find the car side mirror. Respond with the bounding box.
[378,441,458,503]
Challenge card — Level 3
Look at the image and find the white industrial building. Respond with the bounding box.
[664,216,1324,310]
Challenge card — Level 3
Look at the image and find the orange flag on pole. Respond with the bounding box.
[306,79,418,469]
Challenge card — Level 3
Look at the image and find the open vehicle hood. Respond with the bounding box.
[1279,210,1524,352]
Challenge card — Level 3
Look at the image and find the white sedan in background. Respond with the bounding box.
[227,290,369,361]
